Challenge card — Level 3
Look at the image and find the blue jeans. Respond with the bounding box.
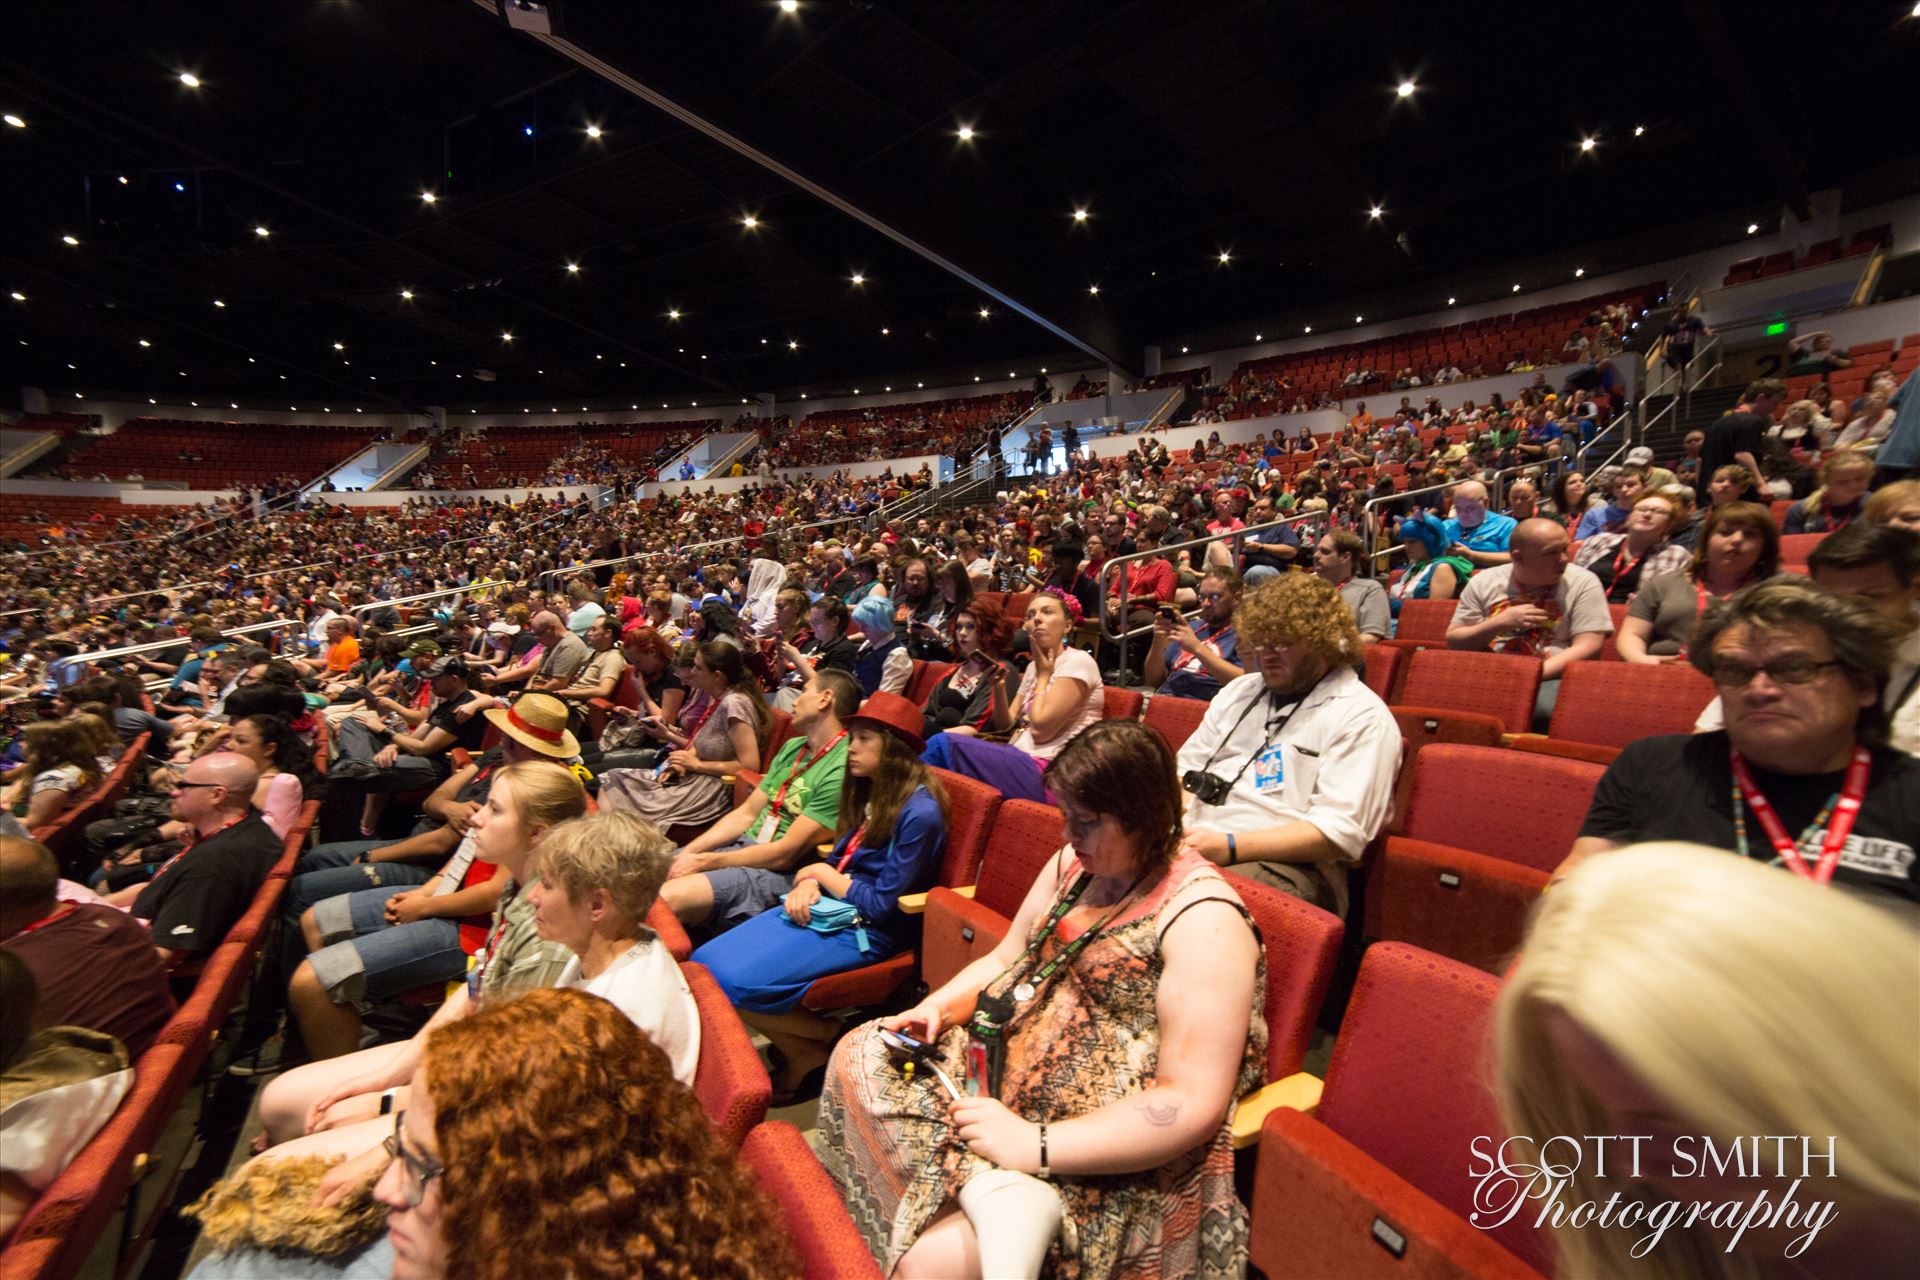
[295,837,391,875]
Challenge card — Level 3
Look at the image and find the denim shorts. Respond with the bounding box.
[703,864,796,933]
[306,886,464,1006]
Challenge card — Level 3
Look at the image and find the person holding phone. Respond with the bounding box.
[819,720,1264,1280]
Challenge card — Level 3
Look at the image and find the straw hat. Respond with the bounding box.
[483,693,580,758]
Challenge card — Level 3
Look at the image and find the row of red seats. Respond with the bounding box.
[59,419,381,486]
[1723,224,1889,285]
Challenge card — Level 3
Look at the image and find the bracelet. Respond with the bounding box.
[1037,1121,1051,1180]
[1226,833,1238,866]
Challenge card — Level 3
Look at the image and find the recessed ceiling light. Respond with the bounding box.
[585,124,603,139]
[400,288,413,300]
[1071,208,1089,223]
[61,234,78,246]
[500,331,513,341]
[1633,124,1645,137]
[173,181,186,192]
[1511,283,1521,292]
[565,262,580,273]
[779,0,799,11]
[917,382,924,388]
[212,298,225,307]
[884,386,892,392]
[420,190,438,205]
[1368,205,1384,220]
[1354,314,1364,323]
[788,339,799,350]
[1580,136,1597,152]
[254,225,270,237]
[800,393,807,399]
[1746,223,1759,235]
[1180,346,1189,354]
[667,308,681,320]
[1305,325,1313,334]
[1217,251,1232,264]
[973,376,981,382]
[137,337,150,346]
[741,214,758,229]
[850,273,865,285]
[333,341,345,350]
[8,291,24,302]
[1447,296,1457,305]
[1088,284,1100,295]
[956,124,975,141]
[1574,267,1585,278]
[1396,80,1416,98]
[1254,333,1263,341]
[978,307,990,318]
[2,115,24,129]
[116,175,127,185]
[880,327,890,335]
[178,72,201,88]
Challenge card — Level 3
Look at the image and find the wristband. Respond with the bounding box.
[378,1088,398,1116]
[1037,1121,1051,1180]
[1226,833,1238,866]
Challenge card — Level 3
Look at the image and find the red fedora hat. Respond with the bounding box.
[845,691,926,755]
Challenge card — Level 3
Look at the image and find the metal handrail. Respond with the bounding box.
[349,581,507,615]
[1360,463,1538,566]
[46,617,304,682]
[1095,511,1321,672]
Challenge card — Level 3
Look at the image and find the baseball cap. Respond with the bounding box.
[1626,446,1655,466]
[421,655,469,680]
[403,639,443,659]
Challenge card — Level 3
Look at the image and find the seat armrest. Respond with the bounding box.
[1230,1071,1324,1149]
[896,885,975,916]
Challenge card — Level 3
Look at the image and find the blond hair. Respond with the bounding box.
[535,810,673,926]
[1233,571,1361,670]
[1496,843,1920,1280]
[491,760,588,879]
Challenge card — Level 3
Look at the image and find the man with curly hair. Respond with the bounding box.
[1173,575,1399,917]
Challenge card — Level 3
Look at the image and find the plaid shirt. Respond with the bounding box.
[1573,534,1692,605]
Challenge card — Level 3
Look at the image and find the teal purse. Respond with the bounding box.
[805,896,870,954]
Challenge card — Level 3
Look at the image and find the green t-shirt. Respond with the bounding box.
[755,734,849,843]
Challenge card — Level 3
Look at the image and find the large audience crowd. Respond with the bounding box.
[2,346,1916,1279]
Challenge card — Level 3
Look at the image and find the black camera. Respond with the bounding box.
[1182,769,1232,806]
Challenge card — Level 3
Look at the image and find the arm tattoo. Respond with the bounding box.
[1135,1096,1181,1127]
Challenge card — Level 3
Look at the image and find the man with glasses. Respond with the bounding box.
[1144,570,1245,702]
[1568,577,1918,910]
[1440,479,1517,569]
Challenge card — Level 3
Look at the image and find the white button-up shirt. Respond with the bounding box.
[1175,664,1400,916]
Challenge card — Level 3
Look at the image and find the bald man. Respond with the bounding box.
[527,609,590,691]
[1440,480,1517,568]
[0,837,174,1054]
[119,753,284,969]
[1447,518,1614,729]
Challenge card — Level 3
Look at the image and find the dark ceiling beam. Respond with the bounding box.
[1679,0,1810,222]
[475,0,1135,377]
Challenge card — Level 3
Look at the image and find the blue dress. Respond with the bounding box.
[693,786,947,1013]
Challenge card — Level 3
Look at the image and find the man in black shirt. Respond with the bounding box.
[332,656,486,789]
[1696,378,1784,499]
[122,754,284,966]
[1569,578,1917,912]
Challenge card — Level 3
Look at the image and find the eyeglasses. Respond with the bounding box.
[1708,658,1844,689]
[173,781,224,791]
[381,1110,444,1208]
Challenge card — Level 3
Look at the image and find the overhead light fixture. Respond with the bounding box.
[565,262,580,273]
[1181,346,1189,354]
[667,308,681,320]
[61,234,78,246]
[1447,296,1457,305]
[1305,325,1313,334]
[1039,367,1047,373]
[779,0,799,11]
[1088,284,1100,295]
[1368,205,1384,219]
[1574,267,1585,278]
[585,123,603,139]
[973,376,981,382]
[1747,223,1759,235]
[979,307,990,318]
[178,72,201,88]
[1071,208,1089,223]
[1218,251,1232,264]
[173,181,186,193]
[333,341,345,350]
[254,225,270,237]
[788,339,799,350]
[213,298,225,308]
[1354,314,1364,323]
[400,288,413,300]
[419,190,438,205]
[1580,136,1597,152]
[500,331,513,341]
[1511,283,1521,292]
[956,124,975,141]
[741,214,759,229]
[917,382,925,388]
[1396,80,1416,98]
[138,337,151,346]
[800,393,807,399]
[1633,124,1645,137]
[8,291,24,302]
[1254,333,1263,341]
[2,114,24,129]
[850,272,865,285]
[884,386,892,392]
[116,175,128,184]
[1007,371,1015,377]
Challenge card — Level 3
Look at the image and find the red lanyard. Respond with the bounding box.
[1730,746,1871,884]
[1822,503,1853,533]
[149,813,247,886]
[1608,541,1649,601]
[770,731,847,813]
[469,883,521,995]
[679,695,721,744]
[833,825,867,874]
[14,904,76,937]
[1173,624,1231,672]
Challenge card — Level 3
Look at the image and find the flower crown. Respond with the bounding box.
[1039,585,1085,623]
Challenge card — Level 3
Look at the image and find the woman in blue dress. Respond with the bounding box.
[693,690,949,1100]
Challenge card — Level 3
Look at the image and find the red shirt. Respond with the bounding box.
[1114,556,1175,604]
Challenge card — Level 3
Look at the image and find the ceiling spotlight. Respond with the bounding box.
[1747,223,1759,235]
[1088,284,1100,296]
[400,288,413,300]
[1305,325,1313,334]
[1254,333,1263,341]
[1181,346,1189,354]
[137,337,150,346]
[584,123,603,139]
[880,327,890,335]
[917,382,925,388]
[8,291,23,302]
[178,72,201,88]
[1071,208,1089,223]
[741,214,759,229]
[213,298,225,308]
[61,234,78,246]
[788,340,799,350]
[1218,251,1232,264]
[884,386,892,392]
[500,331,513,341]
[1447,296,1457,305]
[1368,205,1384,220]
[173,181,186,193]
[978,307,990,318]
[565,262,580,273]
[973,376,981,382]
[1396,80,1416,98]
[667,308,681,320]
[254,225,270,237]
[1580,136,1597,153]
[333,341,345,350]
[779,0,799,11]
[1574,267,1585,278]
[116,175,128,184]
[2,114,24,129]
[850,272,865,285]
[1511,283,1521,292]
[419,190,438,205]
[956,124,975,141]
[1354,314,1364,322]
[800,393,808,399]
[852,389,860,394]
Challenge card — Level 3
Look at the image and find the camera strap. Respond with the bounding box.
[1196,682,1316,794]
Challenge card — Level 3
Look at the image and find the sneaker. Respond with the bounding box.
[227,1037,288,1078]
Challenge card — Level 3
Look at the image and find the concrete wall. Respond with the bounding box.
[637,453,951,500]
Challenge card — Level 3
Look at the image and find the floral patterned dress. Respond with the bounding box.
[818,847,1267,1279]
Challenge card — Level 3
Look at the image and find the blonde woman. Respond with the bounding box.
[1784,451,1874,534]
[1865,478,1920,533]
[1495,843,1920,1279]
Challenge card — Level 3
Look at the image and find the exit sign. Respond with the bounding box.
[1765,321,1789,336]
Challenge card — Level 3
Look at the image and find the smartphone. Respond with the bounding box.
[878,1027,931,1057]
[1156,605,1180,621]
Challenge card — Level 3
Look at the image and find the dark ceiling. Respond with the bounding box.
[2,0,1916,415]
